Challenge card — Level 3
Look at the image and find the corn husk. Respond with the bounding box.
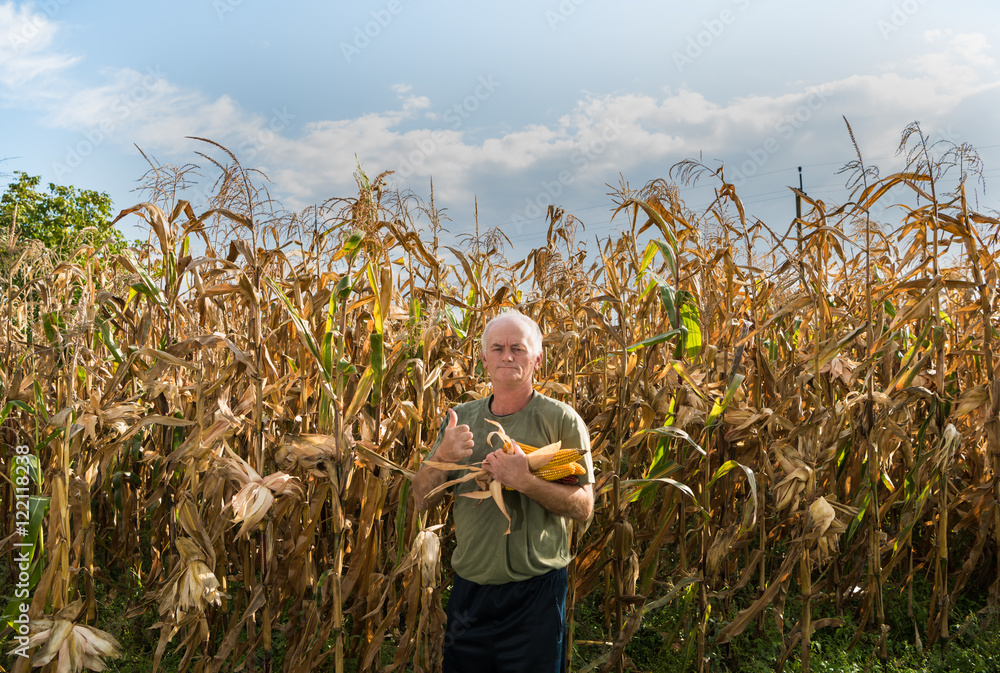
[9,601,122,672]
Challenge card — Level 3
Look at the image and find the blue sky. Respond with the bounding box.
[2,0,999,253]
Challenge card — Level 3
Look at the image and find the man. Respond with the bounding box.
[413,310,595,673]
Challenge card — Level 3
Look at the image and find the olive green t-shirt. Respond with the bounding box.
[428,392,595,585]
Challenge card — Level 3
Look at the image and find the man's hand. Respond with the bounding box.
[413,409,473,510]
[435,409,474,463]
[482,444,531,490]
[483,445,594,523]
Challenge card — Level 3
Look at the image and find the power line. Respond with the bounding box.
[477,148,1000,234]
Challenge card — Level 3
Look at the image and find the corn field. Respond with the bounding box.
[2,124,1000,672]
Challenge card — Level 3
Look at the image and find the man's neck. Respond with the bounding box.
[489,386,534,416]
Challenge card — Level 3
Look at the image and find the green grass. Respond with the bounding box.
[559,560,1000,673]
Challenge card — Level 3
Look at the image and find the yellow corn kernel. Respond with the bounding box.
[545,449,584,468]
[525,447,583,471]
[533,461,586,481]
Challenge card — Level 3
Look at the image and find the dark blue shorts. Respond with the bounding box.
[443,567,568,673]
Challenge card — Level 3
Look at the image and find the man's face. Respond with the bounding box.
[481,319,541,388]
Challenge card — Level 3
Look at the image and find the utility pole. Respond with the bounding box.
[795,166,804,256]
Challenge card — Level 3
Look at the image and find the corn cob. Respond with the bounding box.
[517,442,586,481]
[533,461,586,482]
[485,419,587,490]
[517,440,582,464]
[537,448,583,468]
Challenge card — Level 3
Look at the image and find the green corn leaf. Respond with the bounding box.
[654,238,678,279]
[19,453,43,486]
[635,425,706,457]
[445,306,467,340]
[709,459,758,531]
[706,374,745,431]
[659,285,678,329]
[365,261,384,334]
[345,366,376,420]
[265,276,335,391]
[322,331,336,381]
[636,438,680,506]
[334,274,353,304]
[23,495,50,562]
[639,239,659,274]
[333,231,365,263]
[612,477,700,513]
[625,328,684,353]
[1,599,24,630]
[123,250,168,309]
[36,427,65,451]
[0,401,34,425]
[42,312,61,343]
[98,319,125,364]
[612,198,679,279]
[677,292,702,358]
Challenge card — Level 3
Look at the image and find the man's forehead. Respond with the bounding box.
[486,322,531,345]
[486,333,528,346]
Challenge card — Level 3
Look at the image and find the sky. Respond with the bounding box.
[2,0,999,256]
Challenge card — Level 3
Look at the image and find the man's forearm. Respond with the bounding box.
[517,477,594,522]
[413,465,450,510]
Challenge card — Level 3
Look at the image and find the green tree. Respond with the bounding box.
[0,171,126,258]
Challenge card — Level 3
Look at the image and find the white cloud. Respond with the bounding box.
[911,31,997,95]
[259,33,999,212]
[2,2,996,224]
[392,83,430,112]
[0,2,78,89]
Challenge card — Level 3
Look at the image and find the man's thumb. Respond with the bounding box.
[446,408,457,429]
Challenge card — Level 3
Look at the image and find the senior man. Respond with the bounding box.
[414,310,595,673]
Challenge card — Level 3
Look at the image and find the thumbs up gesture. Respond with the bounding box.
[436,409,475,463]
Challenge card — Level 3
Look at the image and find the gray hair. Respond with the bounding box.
[481,311,543,356]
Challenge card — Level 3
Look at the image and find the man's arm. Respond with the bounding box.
[412,462,450,510]
[483,448,594,522]
[413,409,475,510]
[516,477,594,522]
